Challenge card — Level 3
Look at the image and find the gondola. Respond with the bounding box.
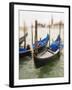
[19,34,49,57]
[34,35,64,68]
[19,47,31,57]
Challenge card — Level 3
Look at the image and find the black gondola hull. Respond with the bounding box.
[19,51,31,58]
[34,51,60,68]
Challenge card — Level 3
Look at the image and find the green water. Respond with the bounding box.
[19,51,64,79]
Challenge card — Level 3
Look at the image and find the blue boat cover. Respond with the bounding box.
[19,48,27,51]
[32,34,49,48]
[19,48,28,53]
[19,34,49,53]
[50,35,63,52]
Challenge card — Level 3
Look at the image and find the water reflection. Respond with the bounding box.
[38,54,64,78]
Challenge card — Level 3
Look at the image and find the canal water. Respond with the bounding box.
[19,52,64,79]
[19,26,64,79]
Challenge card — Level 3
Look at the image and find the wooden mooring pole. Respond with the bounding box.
[24,22,26,48]
[34,20,38,55]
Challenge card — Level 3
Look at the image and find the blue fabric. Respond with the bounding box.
[19,48,27,51]
[50,35,61,52]
[19,34,49,53]
[19,48,28,54]
[32,34,49,48]
[50,42,59,52]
